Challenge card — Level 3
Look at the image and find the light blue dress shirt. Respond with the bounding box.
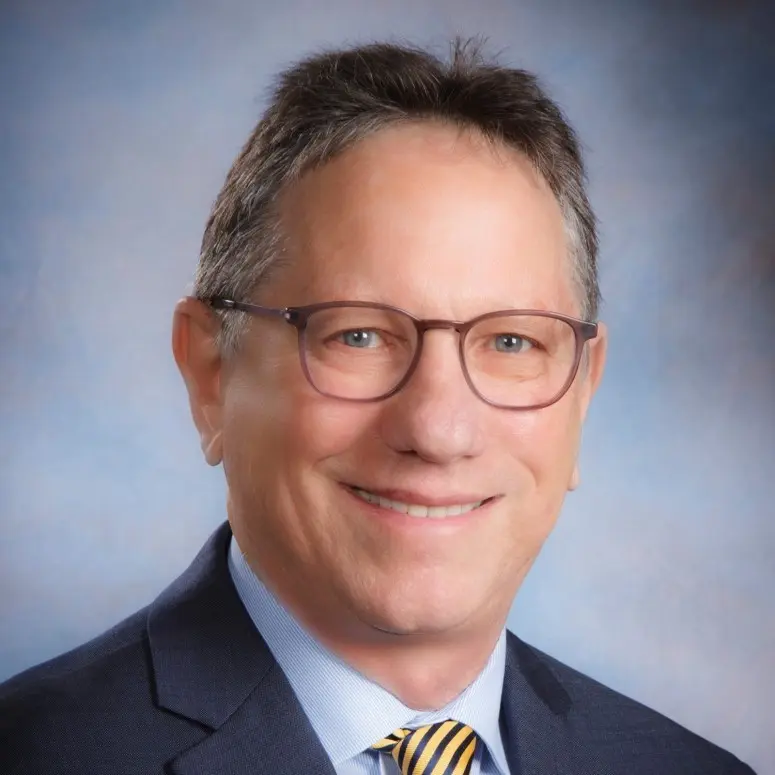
[228,536,510,774]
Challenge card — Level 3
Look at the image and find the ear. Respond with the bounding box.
[570,322,607,491]
[172,297,225,466]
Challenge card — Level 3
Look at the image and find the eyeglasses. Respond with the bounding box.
[207,298,598,410]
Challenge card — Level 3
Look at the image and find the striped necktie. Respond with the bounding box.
[372,720,478,775]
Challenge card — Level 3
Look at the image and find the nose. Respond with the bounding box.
[378,329,485,464]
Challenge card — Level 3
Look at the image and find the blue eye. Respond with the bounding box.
[494,334,532,353]
[339,330,381,348]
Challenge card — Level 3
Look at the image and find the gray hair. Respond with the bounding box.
[194,39,600,352]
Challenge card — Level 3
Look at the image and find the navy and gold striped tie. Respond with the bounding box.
[372,720,478,775]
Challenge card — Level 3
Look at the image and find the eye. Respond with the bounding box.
[493,333,533,353]
[337,329,382,348]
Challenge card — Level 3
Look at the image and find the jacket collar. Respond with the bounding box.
[501,631,574,774]
[147,521,336,775]
[147,521,575,775]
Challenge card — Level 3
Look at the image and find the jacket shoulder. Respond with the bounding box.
[0,607,203,775]
[510,634,756,774]
[0,606,149,698]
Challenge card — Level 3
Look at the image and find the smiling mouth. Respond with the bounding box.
[347,486,496,519]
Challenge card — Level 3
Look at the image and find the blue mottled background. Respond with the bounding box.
[1,1,773,770]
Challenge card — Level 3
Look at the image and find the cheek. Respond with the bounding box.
[289,396,381,463]
[498,401,582,492]
[223,363,380,474]
[220,365,381,565]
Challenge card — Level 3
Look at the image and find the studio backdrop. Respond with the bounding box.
[1,1,773,772]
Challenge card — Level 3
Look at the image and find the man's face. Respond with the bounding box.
[194,123,605,638]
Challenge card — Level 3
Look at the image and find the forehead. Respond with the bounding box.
[272,122,576,316]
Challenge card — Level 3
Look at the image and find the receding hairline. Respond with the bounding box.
[265,119,579,306]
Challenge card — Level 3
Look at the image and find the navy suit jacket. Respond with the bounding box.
[0,522,756,774]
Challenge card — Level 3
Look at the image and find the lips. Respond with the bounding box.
[347,485,495,519]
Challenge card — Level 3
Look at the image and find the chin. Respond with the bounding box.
[355,589,481,638]
[339,553,499,635]
[362,614,463,638]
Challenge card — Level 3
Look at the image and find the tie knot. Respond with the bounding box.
[372,720,478,775]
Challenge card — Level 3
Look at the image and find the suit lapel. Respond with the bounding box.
[501,632,574,775]
[147,522,336,775]
[167,661,336,775]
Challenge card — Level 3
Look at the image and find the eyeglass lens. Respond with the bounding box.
[300,305,578,408]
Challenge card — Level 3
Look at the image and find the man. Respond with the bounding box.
[0,40,755,775]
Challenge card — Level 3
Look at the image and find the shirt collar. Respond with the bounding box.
[228,535,509,773]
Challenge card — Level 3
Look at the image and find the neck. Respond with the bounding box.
[324,621,504,710]
[290,596,506,709]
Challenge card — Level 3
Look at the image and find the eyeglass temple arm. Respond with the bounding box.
[580,321,598,340]
[206,297,292,321]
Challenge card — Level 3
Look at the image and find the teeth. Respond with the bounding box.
[352,488,483,518]
[379,496,407,513]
